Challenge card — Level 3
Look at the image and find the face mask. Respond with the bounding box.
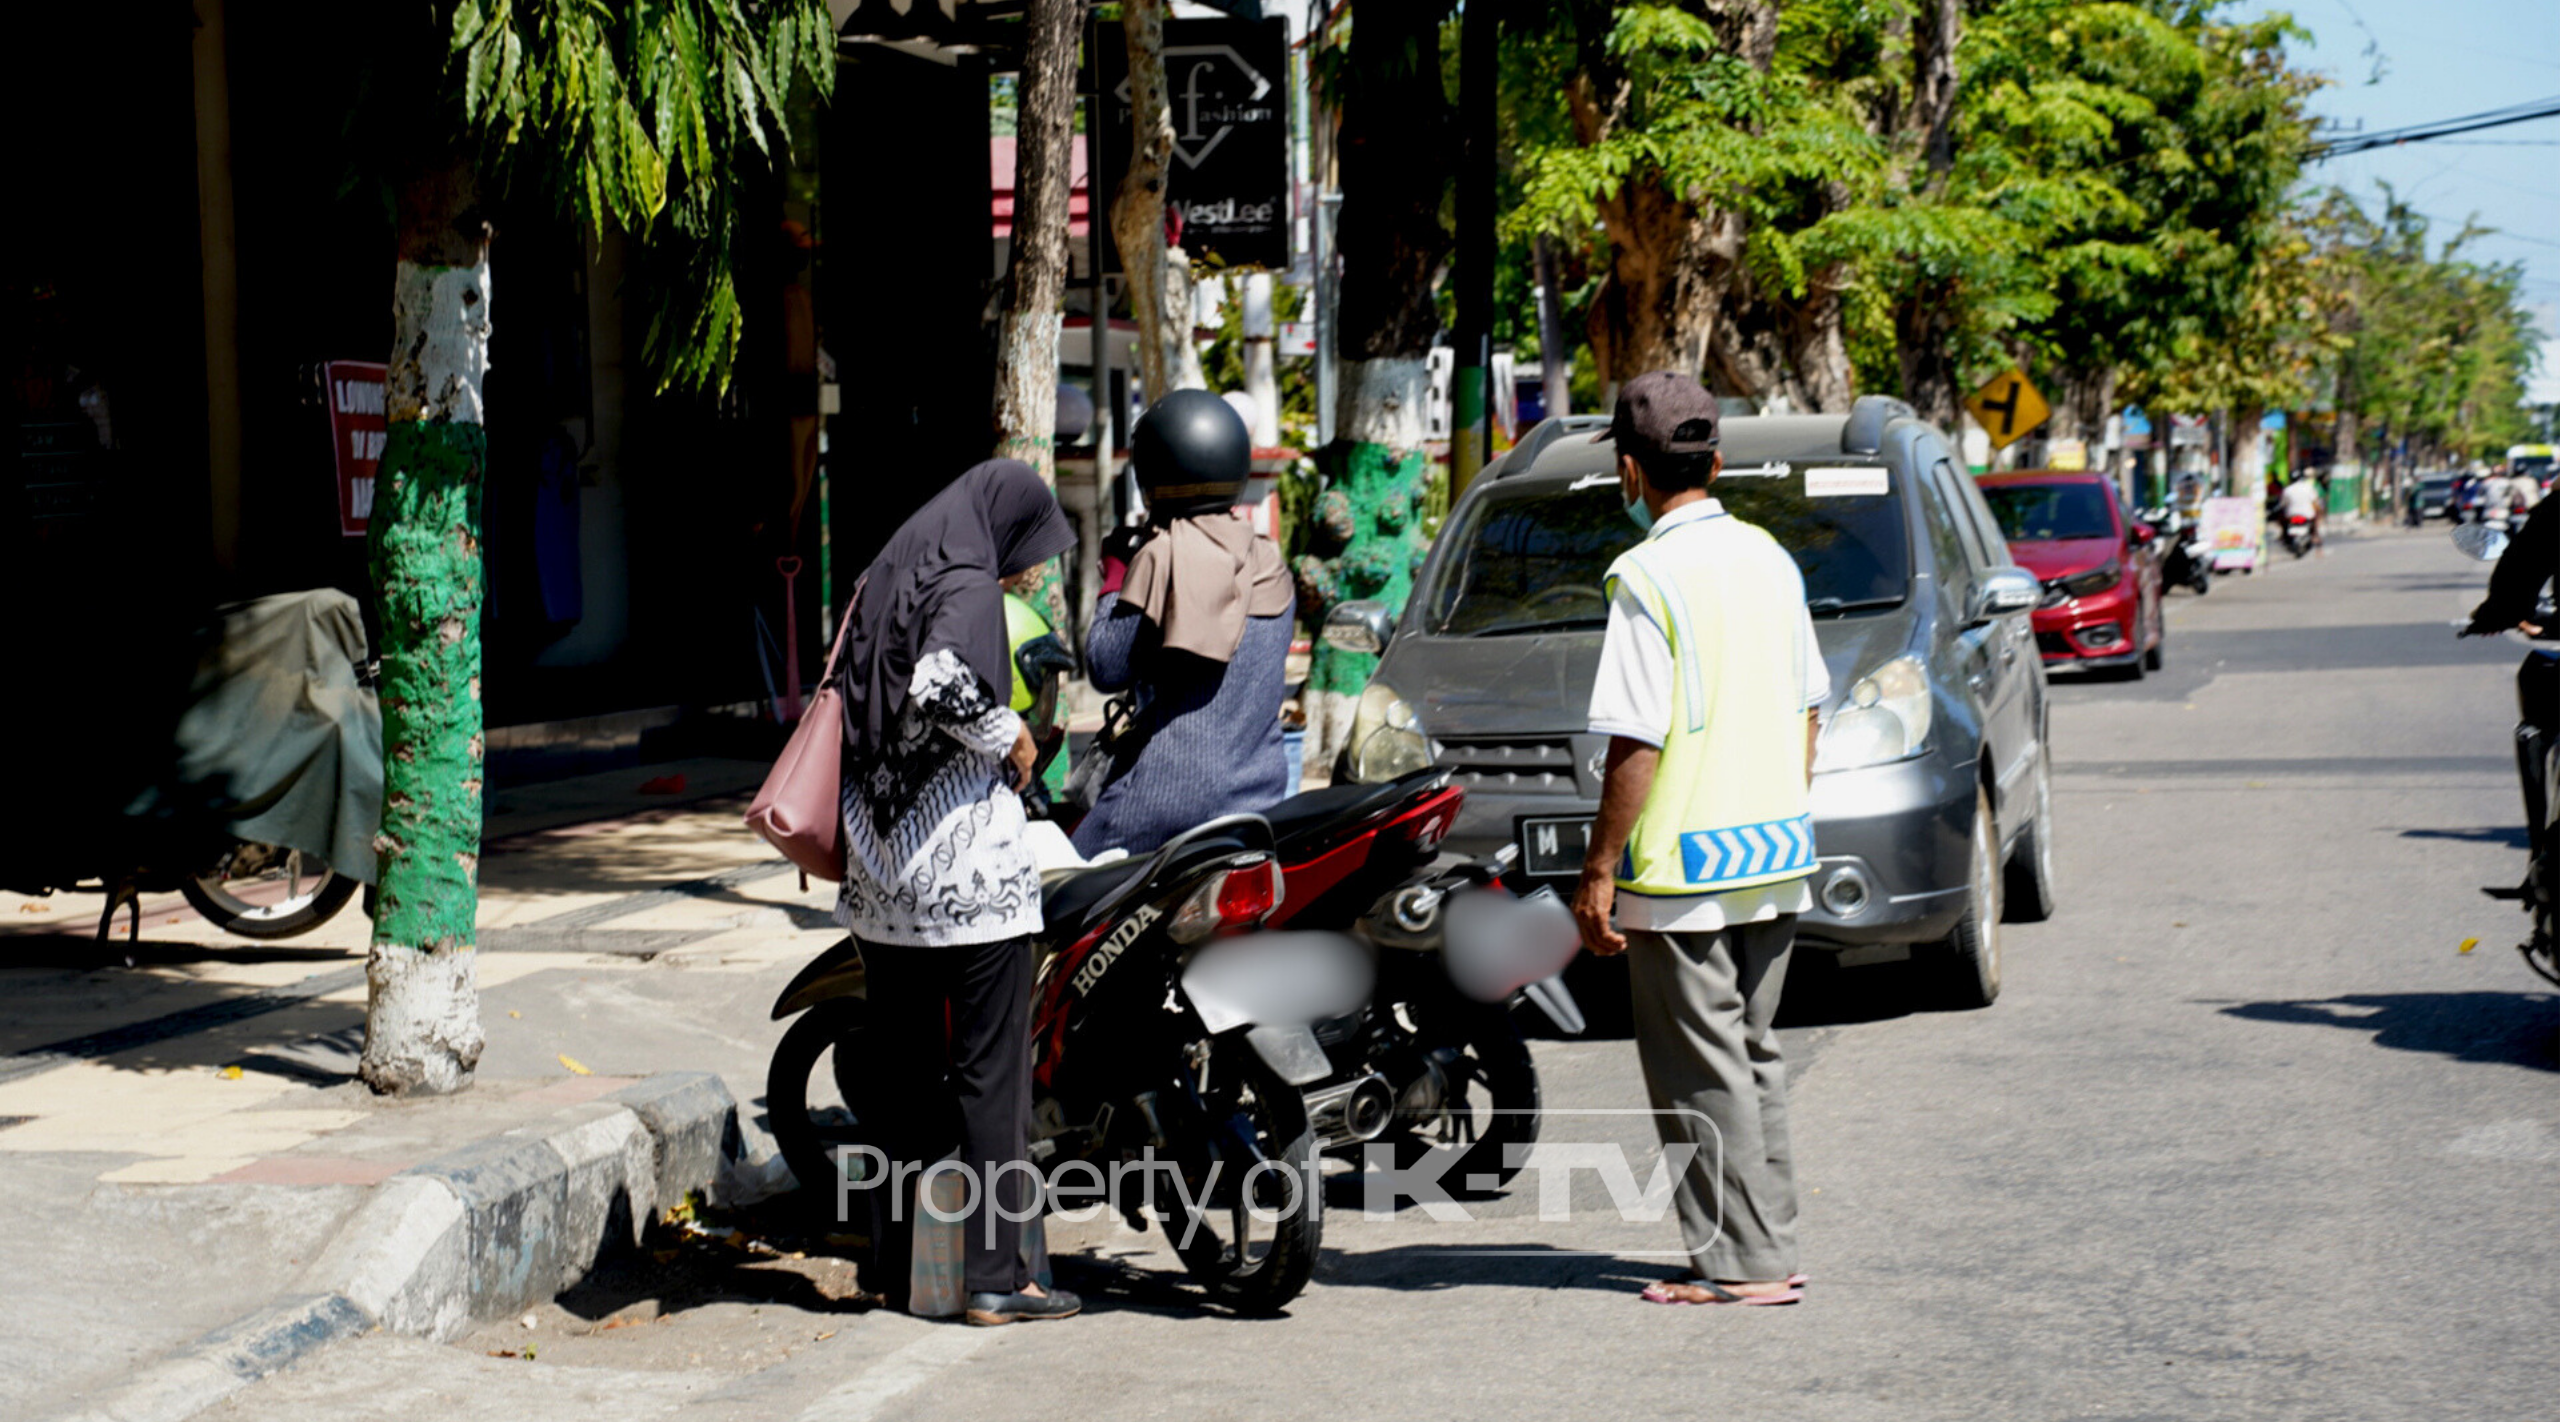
[1624,493,1655,532]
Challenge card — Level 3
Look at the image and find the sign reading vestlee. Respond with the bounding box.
[322,360,388,538]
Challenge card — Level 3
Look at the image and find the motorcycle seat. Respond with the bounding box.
[1263,773,1436,858]
[1039,856,1153,939]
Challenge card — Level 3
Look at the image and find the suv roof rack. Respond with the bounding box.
[1500,415,1613,477]
[1842,395,1917,455]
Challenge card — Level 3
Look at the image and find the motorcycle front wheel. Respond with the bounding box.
[1161,1048,1323,1315]
[180,843,359,940]
[766,998,892,1203]
[1380,1002,1541,1193]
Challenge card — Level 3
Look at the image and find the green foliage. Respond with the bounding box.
[1493,1,2341,419]
[445,0,835,392]
[1987,6,2319,407]
[1507,6,1877,259]
[2309,190,2542,463]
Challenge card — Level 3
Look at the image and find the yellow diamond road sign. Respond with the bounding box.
[1965,368,2050,450]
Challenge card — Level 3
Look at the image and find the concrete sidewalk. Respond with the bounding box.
[0,756,850,1421]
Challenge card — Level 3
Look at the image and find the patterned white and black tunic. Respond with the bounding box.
[836,649,1040,947]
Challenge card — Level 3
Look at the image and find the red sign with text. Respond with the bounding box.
[323,360,388,537]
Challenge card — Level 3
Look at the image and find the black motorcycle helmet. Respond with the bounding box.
[1131,389,1252,518]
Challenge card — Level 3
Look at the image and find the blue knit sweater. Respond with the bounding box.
[1071,590,1294,857]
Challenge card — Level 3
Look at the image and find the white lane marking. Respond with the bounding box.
[795,1327,990,1422]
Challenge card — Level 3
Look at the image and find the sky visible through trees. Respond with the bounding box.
[2270,0,2560,403]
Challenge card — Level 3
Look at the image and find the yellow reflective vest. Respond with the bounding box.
[1603,510,1818,898]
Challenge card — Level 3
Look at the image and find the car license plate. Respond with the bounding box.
[1518,817,1592,877]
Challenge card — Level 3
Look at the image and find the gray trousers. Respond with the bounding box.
[1627,916,1800,1282]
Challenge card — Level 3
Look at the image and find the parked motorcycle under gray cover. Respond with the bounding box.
[127,589,383,884]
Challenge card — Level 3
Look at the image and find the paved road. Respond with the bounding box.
[183,529,2560,1420]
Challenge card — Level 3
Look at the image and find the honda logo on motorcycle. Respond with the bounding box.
[1070,903,1162,997]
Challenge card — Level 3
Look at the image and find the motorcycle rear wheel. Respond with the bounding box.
[180,843,359,940]
[1162,1049,1323,1315]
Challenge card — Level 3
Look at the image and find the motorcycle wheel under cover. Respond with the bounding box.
[179,844,359,940]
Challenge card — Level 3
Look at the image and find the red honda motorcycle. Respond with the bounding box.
[1258,769,1585,1193]
[766,813,1371,1314]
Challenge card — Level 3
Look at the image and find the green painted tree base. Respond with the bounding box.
[1297,439,1431,697]
[369,419,487,953]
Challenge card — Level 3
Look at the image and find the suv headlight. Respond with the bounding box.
[1813,655,1932,774]
[1347,681,1433,783]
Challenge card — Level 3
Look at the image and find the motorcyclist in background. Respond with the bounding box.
[2279,472,2325,553]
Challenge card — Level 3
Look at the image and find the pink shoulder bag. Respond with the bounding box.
[745,582,864,883]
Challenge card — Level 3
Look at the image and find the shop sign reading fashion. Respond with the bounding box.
[322,360,388,537]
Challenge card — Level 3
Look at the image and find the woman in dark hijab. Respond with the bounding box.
[834,458,1081,1326]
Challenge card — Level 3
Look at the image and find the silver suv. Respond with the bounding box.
[1325,398,2055,1007]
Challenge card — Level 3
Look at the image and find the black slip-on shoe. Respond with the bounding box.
[964,1287,1083,1326]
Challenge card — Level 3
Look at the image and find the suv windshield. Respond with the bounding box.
[1424,461,1912,636]
[1981,481,2117,542]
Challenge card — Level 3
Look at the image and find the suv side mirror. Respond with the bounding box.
[1323,599,1397,654]
[1970,567,2041,624]
[2129,522,2157,547]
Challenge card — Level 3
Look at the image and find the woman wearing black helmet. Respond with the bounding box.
[1073,390,1295,856]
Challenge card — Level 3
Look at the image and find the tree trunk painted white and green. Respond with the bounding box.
[1297,358,1431,779]
[361,166,491,1098]
[1301,3,1455,781]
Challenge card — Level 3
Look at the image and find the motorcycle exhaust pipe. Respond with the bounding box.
[1306,1072,1397,1150]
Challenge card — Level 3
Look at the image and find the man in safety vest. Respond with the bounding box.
[1571,372,1828,1307]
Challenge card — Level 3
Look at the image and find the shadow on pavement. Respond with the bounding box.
[1316,1241,1670,1294]
[2218,991,2560,1072]
[544,1206,878,1327]
[1778,953,1944,1028]
[0,962,365,1072]
[1540,945,1948,1035]
[2398,826,2532,849]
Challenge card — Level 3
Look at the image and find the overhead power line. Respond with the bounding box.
[2309,95,2560,160]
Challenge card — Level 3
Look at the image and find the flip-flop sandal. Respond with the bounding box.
[1658,1271,1811,1290]
[1640,1280,1804,1307]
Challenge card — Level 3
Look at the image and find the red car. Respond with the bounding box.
[1976,470,2165,677]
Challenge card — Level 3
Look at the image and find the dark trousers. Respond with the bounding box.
[861,935,1035,1298]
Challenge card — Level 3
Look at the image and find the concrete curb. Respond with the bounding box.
[49,1071,750,1422]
